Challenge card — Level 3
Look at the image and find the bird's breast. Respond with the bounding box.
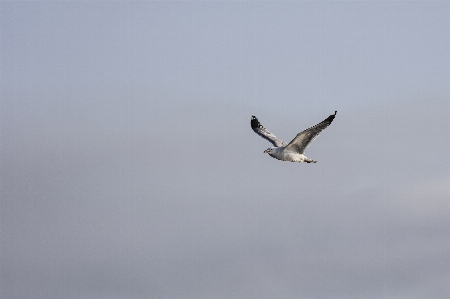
[270,150,306,162]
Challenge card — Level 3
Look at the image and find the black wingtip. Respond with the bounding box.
[251,115,259,129]
[323,111,337,124]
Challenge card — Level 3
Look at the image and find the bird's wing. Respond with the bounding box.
[251,116,287,147]
[284,111,337,154]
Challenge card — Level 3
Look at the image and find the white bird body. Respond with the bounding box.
[265,147,310,163]
[251,111,337,163]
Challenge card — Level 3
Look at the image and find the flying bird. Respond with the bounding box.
[250,111,337,163]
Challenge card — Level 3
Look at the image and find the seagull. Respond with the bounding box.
[250,111,337,163]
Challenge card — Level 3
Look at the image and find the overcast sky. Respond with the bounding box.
[1,2,450,299]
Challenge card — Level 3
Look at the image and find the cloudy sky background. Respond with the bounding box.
[2,2,450,299]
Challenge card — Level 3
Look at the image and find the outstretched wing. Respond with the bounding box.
[284,111,337,154]
[250,116,287,147]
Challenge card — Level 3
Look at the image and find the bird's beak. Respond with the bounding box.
[263,149,269,153]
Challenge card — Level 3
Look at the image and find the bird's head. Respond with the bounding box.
[264,147,275,154]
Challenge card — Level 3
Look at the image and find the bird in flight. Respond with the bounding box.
[250,111,337,163]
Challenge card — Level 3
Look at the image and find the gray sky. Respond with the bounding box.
[1,2,450,299]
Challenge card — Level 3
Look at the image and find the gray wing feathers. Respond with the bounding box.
[285,111,337,154]
[251,116,287,147]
